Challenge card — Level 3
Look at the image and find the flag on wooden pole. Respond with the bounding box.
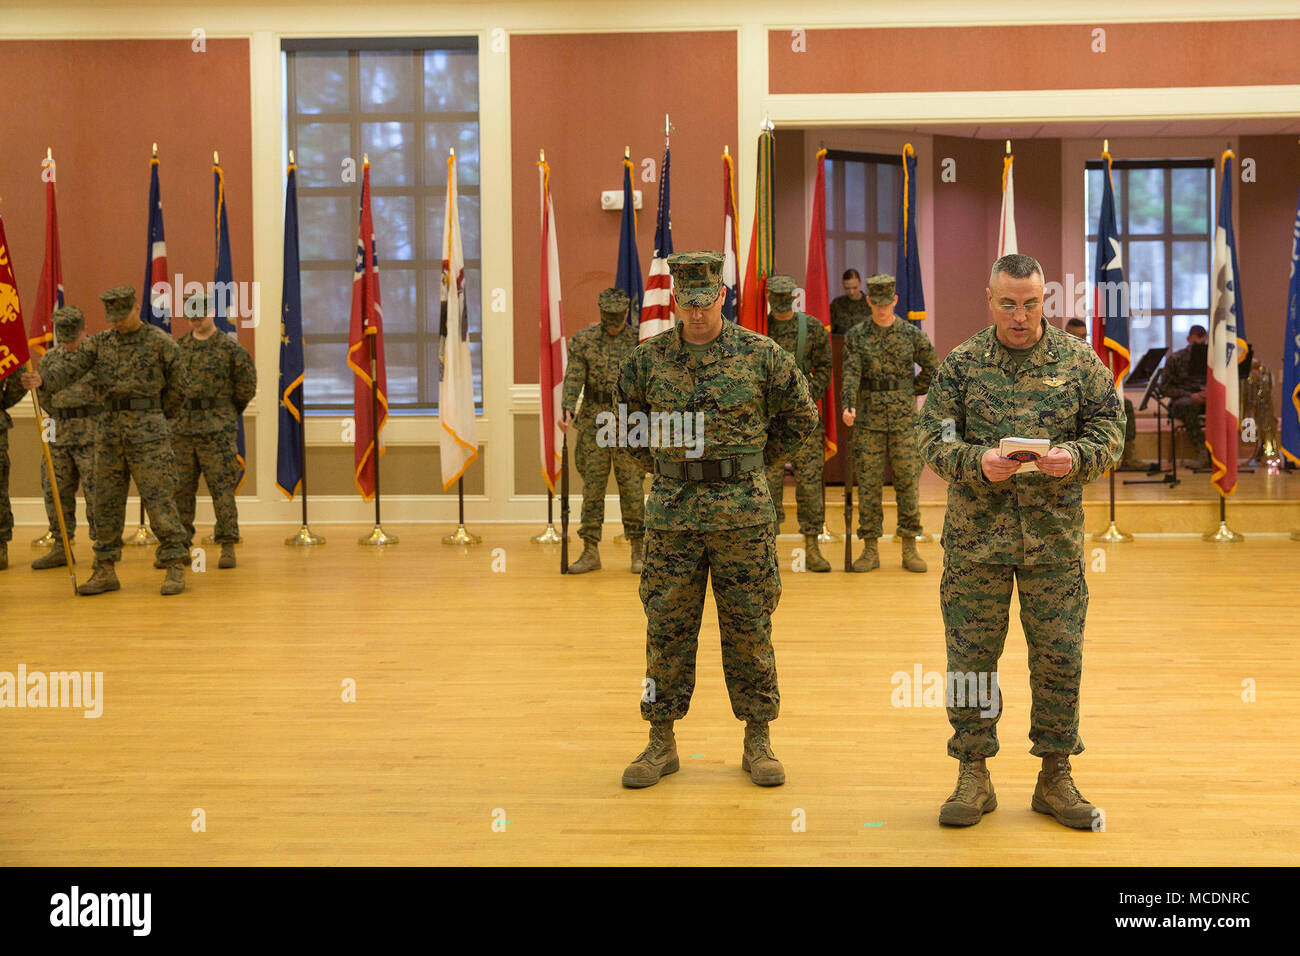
[805,147,836,460]
[537,152,566,493]
[439,150,478,489]
[30,154,62,356]
[739,126,775,334]
[896,143,926,325]
[997,149,1018,258]
[346,159,388,500]
[1206,150,1242,496]
[276,159,306,500]
[721,147,740,322]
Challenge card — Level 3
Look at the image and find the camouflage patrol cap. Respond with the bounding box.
[52,305,85,337]
[99,285,136,322]
[597,287,630,315]
[667,251,724,307]
[766,274,797,306]
[184,289,214,318]
[866,273,896,305]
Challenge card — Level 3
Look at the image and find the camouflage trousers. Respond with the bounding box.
[639,524,781,722]
[93,437,188,565]
[173,429,241,547]
[41,442,95,542]
[764,423,825,535]
[854,426,923,538]
[575,419,644,542]
[0,430,11,544]
[1169,396,1206,450]
[940,559,1087,759]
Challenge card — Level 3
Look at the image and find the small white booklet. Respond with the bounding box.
[999,437,1051,473]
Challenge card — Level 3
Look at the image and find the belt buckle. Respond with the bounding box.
[684,461,703,481]
[718,458,734,479]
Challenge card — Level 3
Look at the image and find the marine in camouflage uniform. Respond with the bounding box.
[0,369,28,572]
[830,270,871,335]
[25,286,190,595]
[560,288,646,574]
[841,273,939,573]
[32,307,103,570]
[1161,326,1210,468]
[616,252,819,789]
[172,292,256,570]
[916,254,1124,829]
[762,274,832,571]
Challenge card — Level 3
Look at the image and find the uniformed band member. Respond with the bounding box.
[1162,325,1210,469]
[762,274,833,571]
[0,365,28,571]
[841,273,939,573]
[22,285,190,595]
[1064,317,1142,469]
[917,253,1124,829]
[170,291,256,570]
[31,306,102,570]
[830,268,871,335]
[559,288,646,574]
[617,251,819,789]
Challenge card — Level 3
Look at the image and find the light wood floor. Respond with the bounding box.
[1,523,1297,866]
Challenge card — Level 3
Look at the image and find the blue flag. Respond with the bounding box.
[615,156,643,329]
[142,156,170,331]
[1091,151,1130,382]
[277,162,306,499]
[895,144,926,325]
[1282,184,1300,467]
[213,162,247,490]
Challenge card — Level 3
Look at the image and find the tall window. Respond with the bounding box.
[284,38,482,413]
[824,150,901,294]
[1084,159,1213,364]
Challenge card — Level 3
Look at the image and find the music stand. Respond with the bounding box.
[1127,360,1179,486]
[1127,346,1168,387]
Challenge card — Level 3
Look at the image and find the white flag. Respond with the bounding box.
[439,153,478,489]
[997,154,1018,257]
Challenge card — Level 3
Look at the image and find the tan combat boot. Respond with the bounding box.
[741,721,786,786]
[161,560,186,596]
[852,537,879,572]
[939,757,997,826]
[219,543,236,569]
[621,719,679,788]
[32,543,69,570]
[77,560,121,595]
[1032,754,1097,829]
[567,540,601,574]
[803,534,831,572]
[629,537,644,574]
[901,537,928,573]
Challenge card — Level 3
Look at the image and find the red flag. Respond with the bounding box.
[346,161,388,500]
[0,213,30,380]
[805,148,837,460]
[30,157,61,356]
[538,155,566,493]
[739,129,774,333]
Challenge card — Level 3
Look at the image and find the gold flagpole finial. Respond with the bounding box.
[152,142,158,157]
[1103,139,1109,154]
[624,145,630,160]
[363,153,369,164]
[724,144,729,156]
[46,147,52,160]
[539,148,545,162]
[289,149,295,165]
[1005,139,1011,155]
[214,150,220,165]
[450,147,455,158]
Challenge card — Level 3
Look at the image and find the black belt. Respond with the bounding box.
[52,404,103,420]
[653,453,764,482]
[584,387,615,406]
[861,377,912,392]
[185,397,231,410]
[106,396,161,412]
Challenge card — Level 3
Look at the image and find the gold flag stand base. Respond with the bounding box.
[1202,521,1244,543]
[818,523,841,544]
[31,531,55,548]
[1093,521,1134,543]
[893,533,933,543]
[129,524,158,546]
[441,524,480,546]
[359,525,399,546]
[1291,529,1300,541]
[285,525,327,547]
[531,523,564,544]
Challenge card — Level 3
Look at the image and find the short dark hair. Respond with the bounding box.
[1065,318,1087,332]
[989,253,1044,286]
[842,269,861,282]
[1188,324,1208,338]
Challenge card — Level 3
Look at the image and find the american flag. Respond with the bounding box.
[721,148,740,322]
[142,154,170,331]
[639,146,674,341]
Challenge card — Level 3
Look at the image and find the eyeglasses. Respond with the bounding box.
[994,302,1043,315]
